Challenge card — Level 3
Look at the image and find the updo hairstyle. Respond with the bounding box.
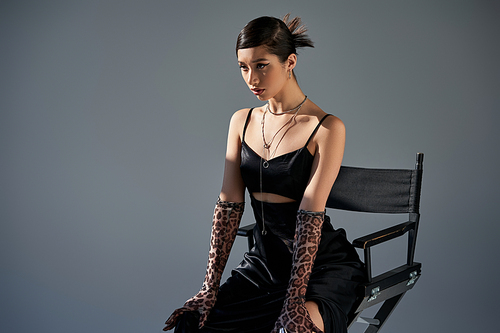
[236,14,314,63]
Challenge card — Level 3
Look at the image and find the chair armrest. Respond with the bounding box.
[237,223,256,237]
[353,221,415,249]
[237,223,256,250]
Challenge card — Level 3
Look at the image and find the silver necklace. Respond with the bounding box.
[261,108,299,167]
[261,96,307,168]
[267,95,308,115]
[258,97,307,236]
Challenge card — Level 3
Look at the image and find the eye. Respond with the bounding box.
[256,63,269,69]
[239,64,248,71]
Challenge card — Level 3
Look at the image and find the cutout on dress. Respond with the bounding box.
[251,192,296,203]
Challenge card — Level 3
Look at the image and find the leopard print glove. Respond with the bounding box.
[164,198,244,331]
[272,210,325,333]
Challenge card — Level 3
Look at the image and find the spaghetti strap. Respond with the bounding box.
[242,108,254,142]
[304,114,332,147]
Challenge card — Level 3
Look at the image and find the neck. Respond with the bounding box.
[267,80,306,113]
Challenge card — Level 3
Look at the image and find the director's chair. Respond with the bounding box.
[237,153,424,332]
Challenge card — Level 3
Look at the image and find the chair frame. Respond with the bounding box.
[237,153,424,332]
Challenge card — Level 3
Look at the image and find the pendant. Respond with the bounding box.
[262,230,267,236]
[263,160,269,168]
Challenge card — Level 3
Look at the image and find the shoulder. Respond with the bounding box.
[230,108,252,125]
[316,114,345,156]
[228,108,251,132]
[226,108,256,139]
[306,104,345,148]
[318,115,345,148]
[306,102,345,136]
[321,114,345,135]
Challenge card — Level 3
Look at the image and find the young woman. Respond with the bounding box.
[164,15,366,333]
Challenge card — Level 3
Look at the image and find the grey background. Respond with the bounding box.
[1,1,499,332]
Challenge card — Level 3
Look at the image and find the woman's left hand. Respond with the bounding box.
[271,299,323,333]
[163,287,217,331]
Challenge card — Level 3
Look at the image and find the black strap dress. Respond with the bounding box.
[177,109,366,333]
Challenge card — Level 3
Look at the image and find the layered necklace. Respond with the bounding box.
[259,95,307,235]
[260,95,308,168]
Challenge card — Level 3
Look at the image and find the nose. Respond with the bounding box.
[246,69,258,86]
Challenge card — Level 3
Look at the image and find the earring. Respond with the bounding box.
[289,71,291,79]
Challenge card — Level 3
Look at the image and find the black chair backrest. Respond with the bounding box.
[326,154,423,214]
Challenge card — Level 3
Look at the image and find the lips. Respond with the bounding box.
[251,88,265,96]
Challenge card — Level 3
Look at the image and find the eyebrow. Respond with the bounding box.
[251,58,269,63]
[238,58,270,64]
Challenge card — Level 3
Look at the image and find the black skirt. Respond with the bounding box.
[174,206,366,333]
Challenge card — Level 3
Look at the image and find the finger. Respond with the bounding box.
[198,310,210,329]
[163,318,178,331]
[163,319,177,331]
[164,309,184,330]
[163,322,174,332]
[271,321,283,333]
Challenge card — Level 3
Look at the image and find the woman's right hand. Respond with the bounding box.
[271,299,323,333]
[163,287,218,331]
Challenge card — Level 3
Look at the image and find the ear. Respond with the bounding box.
[286,53,298,71]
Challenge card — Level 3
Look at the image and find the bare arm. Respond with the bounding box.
[300,115,346,213]
[219,109,248,203]
[164,109,249,331]
[273,115,345,333]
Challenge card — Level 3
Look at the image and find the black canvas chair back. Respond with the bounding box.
[237,153,424,332]
[328,153,424,332]
[327,163,422,215]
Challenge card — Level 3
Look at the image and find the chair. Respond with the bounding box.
[237,153,424,332]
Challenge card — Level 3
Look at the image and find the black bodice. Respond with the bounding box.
[240,108,330,202]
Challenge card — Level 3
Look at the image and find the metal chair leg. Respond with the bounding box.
[363,293,406,333]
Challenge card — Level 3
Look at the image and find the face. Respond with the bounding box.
[237,46,291,101]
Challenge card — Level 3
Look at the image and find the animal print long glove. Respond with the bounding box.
[272,210,325,333]
[164,198,244,331]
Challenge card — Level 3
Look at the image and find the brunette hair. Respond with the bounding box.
[236,14,314,62]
